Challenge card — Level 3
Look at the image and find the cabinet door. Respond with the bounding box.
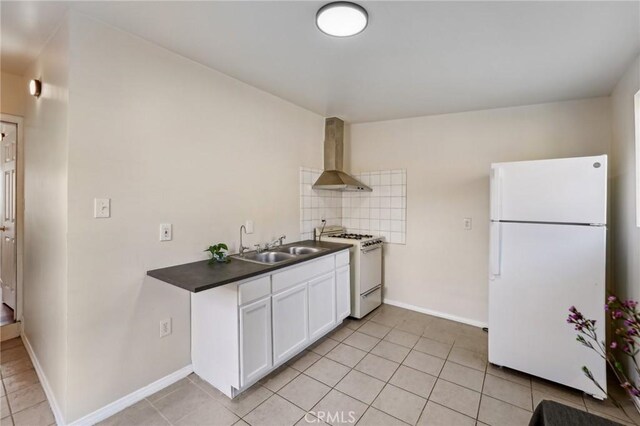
[308,272,337,340]
[272,282,309,365]
[239,297,272,387]
[336,265,351,321]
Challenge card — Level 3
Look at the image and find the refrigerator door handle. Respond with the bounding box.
[490,167,503,221]
[490,221,502,279]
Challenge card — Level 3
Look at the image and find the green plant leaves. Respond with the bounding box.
[205,242,229,263]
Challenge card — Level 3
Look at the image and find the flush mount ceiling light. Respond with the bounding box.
[29,79,41,98]
[316,2,368,37]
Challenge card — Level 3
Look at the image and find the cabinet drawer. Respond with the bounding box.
[238,276,271,305]
[272,256,334,293]
[335,250,350,267]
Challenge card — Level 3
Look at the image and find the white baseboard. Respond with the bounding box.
[22,331,192,426]
[22,332,66,426]
[383,298,488,328]
[68,364,193,426]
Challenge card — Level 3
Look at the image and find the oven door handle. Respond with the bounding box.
[361,245,382,253]
[361,285,381,298]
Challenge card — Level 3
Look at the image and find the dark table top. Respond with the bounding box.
[147,240,352,293]
[529,400,622,426]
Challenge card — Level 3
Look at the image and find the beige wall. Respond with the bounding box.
[61,13,323,422]
[1,71,26,116]
[349,98,612,325]
[610,56,640,374]
[22,20,70,421]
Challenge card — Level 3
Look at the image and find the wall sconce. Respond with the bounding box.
[29,79,42,98]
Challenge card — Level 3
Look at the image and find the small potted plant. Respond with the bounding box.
[205,243,229,264]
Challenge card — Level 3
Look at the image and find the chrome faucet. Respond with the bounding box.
[239,225,251,256]
[315,220,327,242]
[266,235,286,250]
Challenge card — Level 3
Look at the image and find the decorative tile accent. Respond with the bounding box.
[299,167,407,244]
[343,169,407,244]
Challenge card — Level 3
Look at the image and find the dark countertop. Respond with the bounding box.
[147,240,352,293]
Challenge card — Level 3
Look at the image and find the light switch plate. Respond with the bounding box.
[160,224,172,241]
[94,198,110,218]
[245,220,254,234]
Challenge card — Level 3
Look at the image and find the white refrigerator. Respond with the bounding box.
[489,155,607,399]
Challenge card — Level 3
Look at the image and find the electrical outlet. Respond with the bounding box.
[160,224,172,241]
[463,217,472,230]
[245,220,254,234]
[159,318,172,338]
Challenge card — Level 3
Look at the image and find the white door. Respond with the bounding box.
[239,296,272,387]
[0,122,17,312]
[336,265,350,321]
[488,222,606,398]
[272,282,309,365]
[491,155,607,224]
[308,272,337,340]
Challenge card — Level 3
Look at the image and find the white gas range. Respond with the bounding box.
[315,226,384,318]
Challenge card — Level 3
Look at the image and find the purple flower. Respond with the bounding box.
[569,297,640,400]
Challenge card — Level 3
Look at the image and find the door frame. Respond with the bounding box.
[0,114,24,323]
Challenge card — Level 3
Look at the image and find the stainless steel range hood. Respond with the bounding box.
[312,117,372,192]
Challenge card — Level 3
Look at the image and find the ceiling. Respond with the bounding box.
[2,1,639,123]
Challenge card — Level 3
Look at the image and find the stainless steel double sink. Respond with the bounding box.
[232,245,328,265]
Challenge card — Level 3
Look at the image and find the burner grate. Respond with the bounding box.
[332,233,374,240]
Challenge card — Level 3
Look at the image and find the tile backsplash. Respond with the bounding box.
[299,167,407,244]
[299,168,343,241]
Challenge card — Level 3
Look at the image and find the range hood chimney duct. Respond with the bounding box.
[312,117,372,192]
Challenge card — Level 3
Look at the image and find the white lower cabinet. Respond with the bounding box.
[192,249,350,398]
[272,282,309,364]
[308,272,337,340]
[336,265,351,321]
[239,296,272,387]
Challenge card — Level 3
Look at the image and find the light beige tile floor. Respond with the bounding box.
[0,337,55,426]
[16,304,640,426]
[99,304,640,426]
